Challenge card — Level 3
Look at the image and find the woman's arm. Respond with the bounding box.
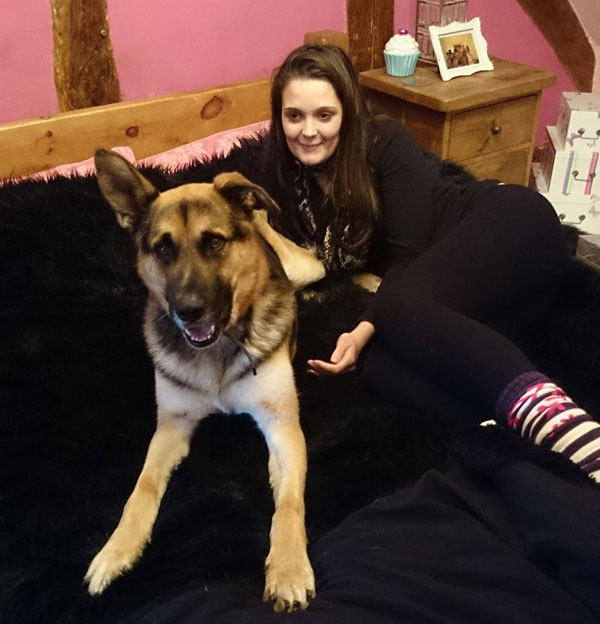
[370,119,439,270]
[308,122,440,376]
[307,320,375,375]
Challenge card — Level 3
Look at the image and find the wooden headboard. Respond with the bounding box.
[0,78,271,181]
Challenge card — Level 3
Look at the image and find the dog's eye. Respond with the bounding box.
[207,236,225,251]
[152,233,175,261]
[154,243,172,261]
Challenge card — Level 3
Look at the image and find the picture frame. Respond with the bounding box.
[429,17,494,81]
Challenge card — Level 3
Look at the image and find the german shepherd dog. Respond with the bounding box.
[84,149,325,611]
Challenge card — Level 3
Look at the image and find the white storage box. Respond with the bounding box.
[556,92,600,151]
[538,126,599,196]
[532,162,600,234]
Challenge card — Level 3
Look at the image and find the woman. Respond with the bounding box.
[262,44,600,483]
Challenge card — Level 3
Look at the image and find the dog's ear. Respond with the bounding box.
[213,172,281,218]
[94,149,159,231]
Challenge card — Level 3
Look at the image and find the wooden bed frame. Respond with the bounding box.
[0,77,271,181]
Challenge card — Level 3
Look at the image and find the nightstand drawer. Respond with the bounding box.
[448,95,538,162]
[464,146,530,185]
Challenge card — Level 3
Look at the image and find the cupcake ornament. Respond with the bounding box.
[383,28,420,77]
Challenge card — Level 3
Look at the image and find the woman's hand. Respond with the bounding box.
[307,321,375,376]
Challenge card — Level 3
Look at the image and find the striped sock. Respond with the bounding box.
[501,376,600,482]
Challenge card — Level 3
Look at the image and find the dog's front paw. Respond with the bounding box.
[84,533,145,595]
[263,553,316,612]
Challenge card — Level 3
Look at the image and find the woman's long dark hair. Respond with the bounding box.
[264,44,378,250]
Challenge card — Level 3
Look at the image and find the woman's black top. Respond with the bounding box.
[287,117,497,276]
[365,118,498,275]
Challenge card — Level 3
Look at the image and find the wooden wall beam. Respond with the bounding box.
[347,0,394,72]
[516,0,594,92]
[51,0,121,111]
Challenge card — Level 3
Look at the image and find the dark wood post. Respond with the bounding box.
[51,0,121,111]
[347,0,394,72]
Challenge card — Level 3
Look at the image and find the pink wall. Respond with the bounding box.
[1,0,56,125]
[0,0,592,148]
[0,0,345,125]
[108,0,346,101]
[394,0,579,143]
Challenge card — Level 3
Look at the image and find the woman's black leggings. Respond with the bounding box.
[364,184,570,423]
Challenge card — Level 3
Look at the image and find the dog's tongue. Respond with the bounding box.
[185,324,215,343]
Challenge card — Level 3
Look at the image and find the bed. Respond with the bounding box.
[1,77,600,624]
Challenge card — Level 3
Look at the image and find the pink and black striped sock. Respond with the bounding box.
[497,372,600,482]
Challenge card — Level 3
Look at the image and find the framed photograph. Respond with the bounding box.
[429,17,494,81]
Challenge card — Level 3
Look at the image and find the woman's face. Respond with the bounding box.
[281,78,343,167]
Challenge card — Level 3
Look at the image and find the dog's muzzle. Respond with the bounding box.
[182,323,217,348]
[170,305,220,349]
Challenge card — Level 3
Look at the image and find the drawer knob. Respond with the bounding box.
[491,124,502,135]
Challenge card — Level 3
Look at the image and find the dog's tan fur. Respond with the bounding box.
[84,150,325,611]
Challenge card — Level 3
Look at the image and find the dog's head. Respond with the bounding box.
[94,148,281,349]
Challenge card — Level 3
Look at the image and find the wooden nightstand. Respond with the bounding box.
[359,59,556,185]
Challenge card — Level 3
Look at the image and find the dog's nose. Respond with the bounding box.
[174,306,205,324]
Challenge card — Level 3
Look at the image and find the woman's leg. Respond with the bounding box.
[366,185,600,480]
[368,184,567,413]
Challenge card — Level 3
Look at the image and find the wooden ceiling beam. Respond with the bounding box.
[516,0,594,92]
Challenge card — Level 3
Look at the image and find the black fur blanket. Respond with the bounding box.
[1,142,599,624]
